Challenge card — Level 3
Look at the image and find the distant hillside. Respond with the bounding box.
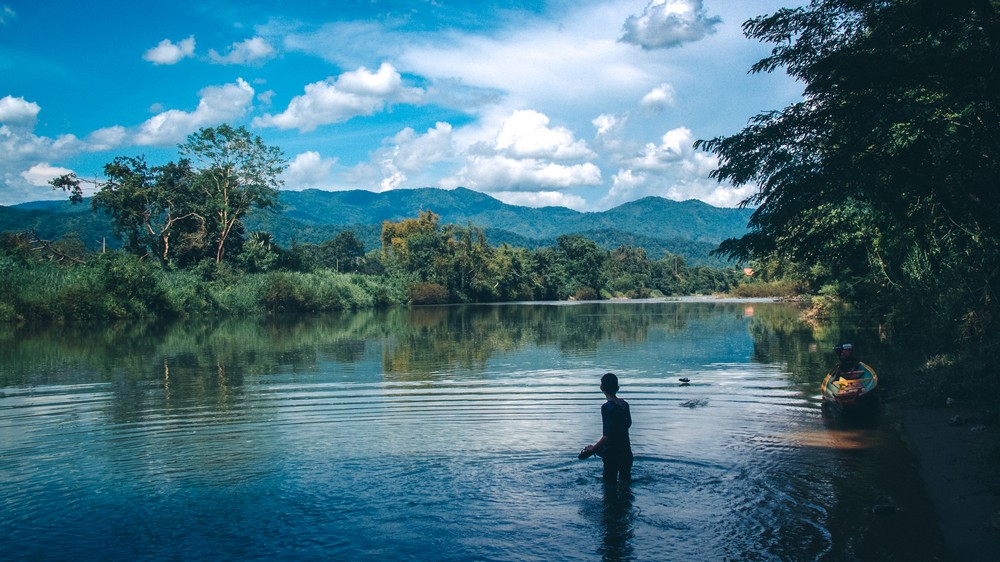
[273,188,750,244]
[1,188,752,266]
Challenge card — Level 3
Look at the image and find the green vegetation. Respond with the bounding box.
[0,186,753,269]
[698,0,1000,392]
[0,219,745,322]
[0,126,749,323]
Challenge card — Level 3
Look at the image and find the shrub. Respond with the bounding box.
[730,279,802,298]
[408,282,449,305]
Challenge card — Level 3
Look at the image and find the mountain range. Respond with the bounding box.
[1,187,753,266]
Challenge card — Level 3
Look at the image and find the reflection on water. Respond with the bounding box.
[0,302,948,561]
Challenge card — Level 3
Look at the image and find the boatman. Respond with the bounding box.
[833,344,862,379]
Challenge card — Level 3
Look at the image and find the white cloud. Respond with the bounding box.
[366,122,455,190]
[253,62,424,132]
[436,109,602,197]
[284,151,337,189]
[496,110,595,160]
[0,95,41,131]
[640,83,676,111]
[134,78,255,145]
[0,122,87,205]
[20,162,73,186]
[85,126,127,151]
[631,127,704,171]
[399,3,655,115]
[143,36,196,65]
[209,37,276,65]
[444,155,601,192]
[599,126,752,208]
[612,168,647,192]
[257,90,276,106]
[385,122,453,172]
[620,0,722,50]
[593,113,625,138]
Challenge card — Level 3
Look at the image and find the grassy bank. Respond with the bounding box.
[0,253,402,322]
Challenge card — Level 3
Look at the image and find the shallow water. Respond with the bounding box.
[0,302,948,560]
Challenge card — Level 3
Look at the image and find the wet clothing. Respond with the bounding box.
[600,399,633,482]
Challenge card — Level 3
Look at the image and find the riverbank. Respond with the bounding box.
[887,371,1000,561]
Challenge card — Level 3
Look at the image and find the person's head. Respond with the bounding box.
[600,372,619,395]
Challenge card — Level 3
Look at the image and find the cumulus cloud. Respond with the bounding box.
[445,155,601,192]
[365,122,455,190]
[640,83,677,111]
[385,122,454,172]
[0,95,40,131]
[592,112,630,155]
[284,151,337,189]
[85,126,128,151]
[20,162,73,186]
[1,115,89,204]
[496,110,595,160]
[253,63,424,132]
[440,109,601,195]
[593,113,625,138]
[209,37,276,65]
[599,126,752,208]
[134,78,255,145]
[631,127,702,171]
[143,36,196,65]
[620,0,721,50]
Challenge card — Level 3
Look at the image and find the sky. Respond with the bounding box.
[0,0,806,210]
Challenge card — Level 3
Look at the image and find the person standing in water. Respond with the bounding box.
[581,372,633,483]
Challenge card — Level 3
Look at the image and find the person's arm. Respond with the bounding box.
[585,403,612,452]
[584,435,607,453]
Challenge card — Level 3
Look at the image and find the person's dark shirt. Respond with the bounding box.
[601,399,632,455]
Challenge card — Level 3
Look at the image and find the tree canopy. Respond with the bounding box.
[180,124,285,263]
[51,124,285,266]
[698,0,1000,345]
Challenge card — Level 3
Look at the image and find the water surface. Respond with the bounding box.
[0,302,947,560]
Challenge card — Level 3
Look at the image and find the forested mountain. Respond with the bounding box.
[0,187,751,265]
[272,187,750,243]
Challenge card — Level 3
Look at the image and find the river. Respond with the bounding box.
[0,300,948,560]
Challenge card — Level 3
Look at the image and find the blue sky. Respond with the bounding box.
[0,0,805,210]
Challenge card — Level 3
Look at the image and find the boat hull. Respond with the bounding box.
[821,361,879,408]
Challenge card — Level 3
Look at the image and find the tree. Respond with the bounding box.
[557,235,608,298]
[697,0,1000,342]
[89,156,204,265]
[180,124,285,264]
[322,231,366,272]
[381,210,441,262]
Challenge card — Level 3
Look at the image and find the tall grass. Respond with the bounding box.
[0,255,400,322]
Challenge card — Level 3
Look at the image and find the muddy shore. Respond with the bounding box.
[891,394,1000,561]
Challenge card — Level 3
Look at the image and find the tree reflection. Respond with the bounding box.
[0,300,878,408]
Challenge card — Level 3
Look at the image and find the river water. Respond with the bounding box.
[0,301,948,561]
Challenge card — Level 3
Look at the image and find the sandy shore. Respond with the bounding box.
[893,396,1000,561]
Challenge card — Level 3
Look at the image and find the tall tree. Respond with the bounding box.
[557,235,608,297]
[181,125,285,264]
[91,157,203,265]
[698,0,1000,341]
